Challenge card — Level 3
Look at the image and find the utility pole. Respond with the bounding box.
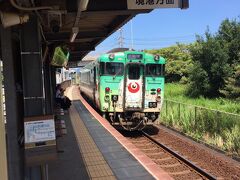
[118,28,124,48]
[130,20,134,50]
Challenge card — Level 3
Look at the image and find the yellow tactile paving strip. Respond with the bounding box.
[69,104,116,180]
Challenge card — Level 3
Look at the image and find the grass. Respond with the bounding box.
[160,83,240,156]
[164,83,240,114]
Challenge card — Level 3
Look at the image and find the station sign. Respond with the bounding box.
[24,119,56,143]
[127,0,189,9]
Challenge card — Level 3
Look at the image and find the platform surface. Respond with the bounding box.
[48,86,172,180]
[72,100,155,180]
[48,89,155,179]
[48,113,90,180]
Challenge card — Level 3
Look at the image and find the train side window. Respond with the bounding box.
[100,62,124,76]
[93,67,96,84]
[146,64,165,76]
[100,62,105,75]
[161,64,165,76]
[128,65,140,80]
[106,62,124,75]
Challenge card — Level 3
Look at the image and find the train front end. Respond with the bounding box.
[99,51,165,131]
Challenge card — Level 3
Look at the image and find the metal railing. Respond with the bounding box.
[160,99,240,154]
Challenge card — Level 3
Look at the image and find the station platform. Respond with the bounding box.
[48,86,172,180]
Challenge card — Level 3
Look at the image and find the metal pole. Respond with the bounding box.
[195,106,197,123]
[1,25,24,180]
[130,20,134,49]
[178,103,181,121]
[118,28,124,48]
[40,164,48,180]
[166,100,168,116]
[46,164,49,180]
[0,61,8,180]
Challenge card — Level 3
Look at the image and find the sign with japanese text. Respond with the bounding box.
[127,0,181,9]
[24,119,56,143]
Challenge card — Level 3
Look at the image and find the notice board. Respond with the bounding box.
[24,115,57,166]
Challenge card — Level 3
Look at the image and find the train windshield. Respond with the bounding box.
[146,64,165,76]
[100,62,124,76]
[128,65,140,80]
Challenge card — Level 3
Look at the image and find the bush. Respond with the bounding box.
[187,62,210,97]
[188,32,230,97]
[187,18,240,99]
[179,76,188,84]
[221,65,240,100]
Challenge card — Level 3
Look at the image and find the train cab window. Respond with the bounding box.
[100,62,124,76]
[146,64,165,76]
[128,65,140,80]
[162,64,165,75]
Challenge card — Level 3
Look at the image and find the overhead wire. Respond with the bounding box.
[124,34,199,41]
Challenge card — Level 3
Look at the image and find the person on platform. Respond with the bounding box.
[55,84,71,110]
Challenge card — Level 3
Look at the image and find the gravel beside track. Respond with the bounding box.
[122,131,209,180]
[143,125,240,179]
[80,92,240,179]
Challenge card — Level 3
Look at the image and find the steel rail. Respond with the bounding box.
[141,131,217,180]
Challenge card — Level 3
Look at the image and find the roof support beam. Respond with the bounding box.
[69,53,89,61]
[81,9,150,16]
[69,43,95,52]
[45,30,108,42]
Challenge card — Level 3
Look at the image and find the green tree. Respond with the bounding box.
[146,43,193,83]
[187,62,210,97]
[188,31,230,97]
[218,19,240,65]
[217,19,240,99]
[221,65,240,100]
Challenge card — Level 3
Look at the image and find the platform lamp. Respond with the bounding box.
[0,11,29,28]
[70,0,89,42]
[70,27,79,43]
[79,0,89,11]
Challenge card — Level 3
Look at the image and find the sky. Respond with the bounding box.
[90,0,240,55]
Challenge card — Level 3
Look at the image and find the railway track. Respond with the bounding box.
[123,130,217,180]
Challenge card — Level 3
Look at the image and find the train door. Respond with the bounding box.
[93,66,97,104]
[124,64,144,110]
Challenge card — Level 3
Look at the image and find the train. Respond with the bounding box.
[79,48,165,131]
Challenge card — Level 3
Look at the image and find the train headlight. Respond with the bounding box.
[154,55,160,61]
[149,102,153,108]
[152,102,157,108]
[112,95,118,102]
[149,102,157,108]
[109,54,115,60]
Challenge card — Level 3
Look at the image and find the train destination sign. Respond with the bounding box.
[127,54,143,60]
[24,119,56,144]
[127,0,186,9]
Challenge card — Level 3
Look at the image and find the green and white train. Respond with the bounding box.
[79,48,165,131]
